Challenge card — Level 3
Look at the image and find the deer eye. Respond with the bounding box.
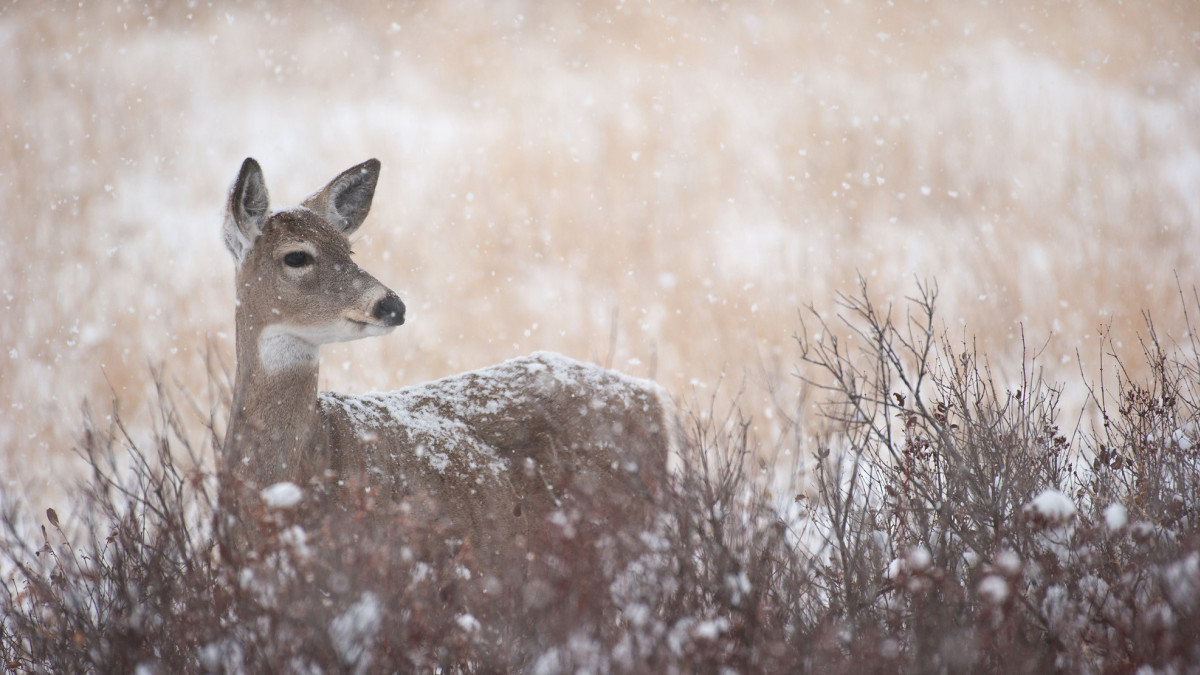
[283,251,312,268]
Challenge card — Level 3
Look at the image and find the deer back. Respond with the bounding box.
[317,352,671,560]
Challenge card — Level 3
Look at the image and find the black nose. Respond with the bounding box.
[373,292,406,326]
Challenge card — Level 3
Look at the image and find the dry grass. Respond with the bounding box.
[2,0,1198,505]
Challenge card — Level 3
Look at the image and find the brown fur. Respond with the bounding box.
[220,158,672,564]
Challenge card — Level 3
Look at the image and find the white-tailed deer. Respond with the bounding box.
[220,158,671,563]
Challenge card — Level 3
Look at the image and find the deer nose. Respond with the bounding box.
[373,292,406,326]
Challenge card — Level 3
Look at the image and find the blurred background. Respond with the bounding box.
[2,1,1198,506]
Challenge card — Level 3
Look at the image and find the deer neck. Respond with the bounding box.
[225,311,326,487]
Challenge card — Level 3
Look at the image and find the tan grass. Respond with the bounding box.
[1,0,1197,504]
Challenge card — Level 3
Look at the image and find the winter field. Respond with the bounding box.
[2,0,1197,498]
[2,1,1200,671]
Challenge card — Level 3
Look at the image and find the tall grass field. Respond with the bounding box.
[1,1,1198,671]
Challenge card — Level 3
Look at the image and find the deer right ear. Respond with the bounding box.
[301,159,380,236]
[224,157,270,264]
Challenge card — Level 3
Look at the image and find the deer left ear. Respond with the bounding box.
[302,159,381,236]
[225,157,270,265]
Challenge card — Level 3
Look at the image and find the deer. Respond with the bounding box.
[219,157,672,566]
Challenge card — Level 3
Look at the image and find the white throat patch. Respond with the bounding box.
[258,325,320,374]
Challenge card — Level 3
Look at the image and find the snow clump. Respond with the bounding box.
[994,549,1021,576]
[261,481,303,509]
[456,613,481,634]
[977,575,1009,604]
[907,544,932,572]
[1171,428,1192,450]
[1163,552,1200,612]
[330,591,382,670]
[885,557,906,581]
[1023,488,1076,527]
[1103,503,1128,532]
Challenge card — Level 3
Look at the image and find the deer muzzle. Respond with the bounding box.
[373,292,406,327]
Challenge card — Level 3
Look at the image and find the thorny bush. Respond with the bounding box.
[3,281,1198,673]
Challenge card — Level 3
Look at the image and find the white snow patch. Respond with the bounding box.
[237,567,276,608]
[907,544,932,572]
[1042,584,1070,631]
[1024,488,1076,525]
[995,549,1022,576]
[977,574,1009,604]
[456,613,482,633]
[623,602,651,627]
[261,481,303,509]
[330,591,382,670]
[725,571,751,605]
[1131,520,1158,542]
[549,510,576,538]
[198,639,245,672]
[667,618,693,655]
[881,638,900,659]
[1171,428,1193,450]
[1103,503,1128,532]
[279,524,310,558]
[1163,552,1199,613]
[693,617,729,639]
[532,649,563,675]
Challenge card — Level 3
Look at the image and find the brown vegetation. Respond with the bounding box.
[3,286,1197,672]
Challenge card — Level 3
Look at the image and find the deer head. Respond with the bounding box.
[223,158,406,373]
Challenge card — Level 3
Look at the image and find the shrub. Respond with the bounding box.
[795,280,1200,672]
[3,282,1197,672]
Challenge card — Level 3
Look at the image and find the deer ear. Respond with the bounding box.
[225,157,270,264]
[303,159,380,236]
